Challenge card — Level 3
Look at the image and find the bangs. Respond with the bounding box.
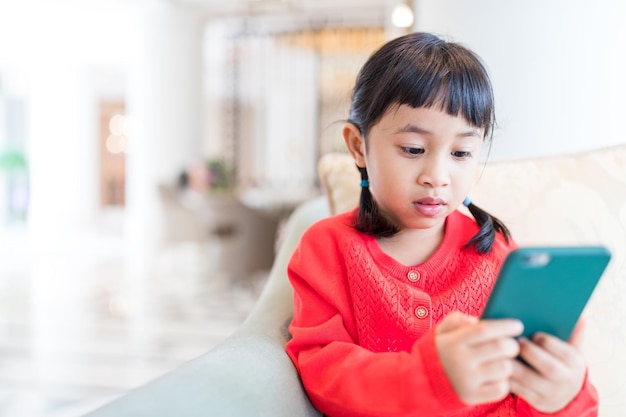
[398,45,494,133]
[350,33,495,138]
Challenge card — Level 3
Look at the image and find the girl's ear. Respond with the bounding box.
[343,123,366,168]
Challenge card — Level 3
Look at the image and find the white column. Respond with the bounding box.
[264,43,318,190]
[125,3,204,259]
[23,4,101,243]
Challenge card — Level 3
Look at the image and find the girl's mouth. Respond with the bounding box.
[413,198,446,217]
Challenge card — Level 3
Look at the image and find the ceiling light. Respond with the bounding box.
[391,3,414,28]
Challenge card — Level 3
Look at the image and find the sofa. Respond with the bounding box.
[86,144,626,417]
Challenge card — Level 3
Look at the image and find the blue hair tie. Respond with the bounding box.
[463,197,472,207]
[360,179,369,188]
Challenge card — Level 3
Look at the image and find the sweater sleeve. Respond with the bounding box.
[285,223,470,417]
[515,372,598,417]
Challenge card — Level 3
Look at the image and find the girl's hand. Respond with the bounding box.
[435,312,524,405]
[509,319,587,413]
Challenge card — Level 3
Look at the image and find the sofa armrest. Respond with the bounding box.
[86,197,329,417]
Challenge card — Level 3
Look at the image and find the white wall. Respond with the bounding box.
[0,2,204,251]
[414,0,626,161]
[0,2,134,242]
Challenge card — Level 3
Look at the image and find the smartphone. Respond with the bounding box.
[481,246,611,341]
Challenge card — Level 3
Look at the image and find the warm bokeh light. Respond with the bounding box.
[108,114,128,136]
[391,3,414,28]
[106,114,129,154]
[105,133,127,154]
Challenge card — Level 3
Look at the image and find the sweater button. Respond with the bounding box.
[415,306,429,319]
[407,270,420,282]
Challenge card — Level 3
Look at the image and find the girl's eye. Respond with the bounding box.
[452,151,473,159]
[401,147,424,157]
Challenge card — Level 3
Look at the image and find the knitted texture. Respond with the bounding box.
[286,209,599,417]
[345,234,500,354]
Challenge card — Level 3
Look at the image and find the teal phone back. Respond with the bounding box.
[482,246,611,341]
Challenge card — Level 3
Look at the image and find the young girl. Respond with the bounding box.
[285,32,598,417]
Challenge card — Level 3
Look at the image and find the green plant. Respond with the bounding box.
[0,149,27,172]
[206,159,233,192]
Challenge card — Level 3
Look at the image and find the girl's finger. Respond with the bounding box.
[480,358,516,381]
[469,337,520,363]
[518,336,567,378]
[510,356,544,393]
[436,311,477,334]
[473,380,511,404]
[462,319,524,345]
[509,377,543,406]
[531,332,582,368]
[568,318,586,350]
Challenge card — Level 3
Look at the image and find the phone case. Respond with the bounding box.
[481,246,611,341]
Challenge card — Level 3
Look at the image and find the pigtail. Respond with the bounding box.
[355,166,399,238]
[464,201,511,254]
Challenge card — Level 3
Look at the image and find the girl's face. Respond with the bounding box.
[344,104,484,234]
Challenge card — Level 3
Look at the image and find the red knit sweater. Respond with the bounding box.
[286,209,598,417]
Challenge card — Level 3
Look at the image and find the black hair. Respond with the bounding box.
[348,32,510,253]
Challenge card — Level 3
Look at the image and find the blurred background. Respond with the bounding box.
[0,0,624,416]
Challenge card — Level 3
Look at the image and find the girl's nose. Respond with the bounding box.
[417,156,450,188]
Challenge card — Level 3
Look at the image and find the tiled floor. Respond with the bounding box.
[0,225,268,417]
